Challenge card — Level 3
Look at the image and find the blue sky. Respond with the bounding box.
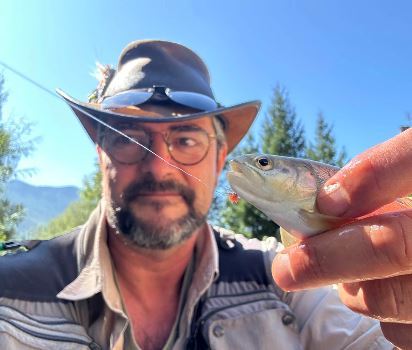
[1,0,411,187]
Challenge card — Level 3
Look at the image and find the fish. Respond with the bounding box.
[227,154,412,246]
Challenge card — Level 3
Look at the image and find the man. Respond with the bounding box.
[0,40,395,349]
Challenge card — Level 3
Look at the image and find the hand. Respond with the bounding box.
[272,128,412,349]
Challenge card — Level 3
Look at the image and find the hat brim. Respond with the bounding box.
[56,89,261,153]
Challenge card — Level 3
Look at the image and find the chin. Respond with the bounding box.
[112,205,207,250]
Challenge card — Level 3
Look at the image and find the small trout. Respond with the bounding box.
[227,154,411,246]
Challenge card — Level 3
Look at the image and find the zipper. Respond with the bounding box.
[0,315,101,349]
[0,304,80,326]
[204,289,279,300]
[187,295,281,348]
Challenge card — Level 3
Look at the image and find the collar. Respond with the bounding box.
[57,201,219,311]
[57,201,107,301]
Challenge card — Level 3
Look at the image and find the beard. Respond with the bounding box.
[105,174,208,250]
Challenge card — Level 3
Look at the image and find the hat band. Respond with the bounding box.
[101,86,218,112]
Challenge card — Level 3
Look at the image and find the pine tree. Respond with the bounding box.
[306,112,347,166]
[216,86,306,240]
[262,85,305,157]
[0,73,34,241]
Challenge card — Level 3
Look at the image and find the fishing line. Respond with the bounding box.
[0,59,234,200]
[64,100,233,198]
[0,60,59,100]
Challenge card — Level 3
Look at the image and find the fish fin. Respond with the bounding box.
[280,227,300,248]
[298,209,346,234]
[396,197,412,208]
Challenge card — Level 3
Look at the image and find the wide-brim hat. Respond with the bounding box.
[57,40,261,153]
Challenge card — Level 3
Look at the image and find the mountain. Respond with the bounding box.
[5,180,80,239]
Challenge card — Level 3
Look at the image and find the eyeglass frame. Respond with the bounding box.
[100,124,218,166]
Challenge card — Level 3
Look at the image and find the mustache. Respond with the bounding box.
[122,174,195,205]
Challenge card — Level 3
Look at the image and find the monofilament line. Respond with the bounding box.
[65,99,230,197]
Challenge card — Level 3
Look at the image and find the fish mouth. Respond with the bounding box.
[228,159,243,173]
[227,160,260,199]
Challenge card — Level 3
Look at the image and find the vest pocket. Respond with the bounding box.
[207,307,301,350]
[191,292,300,350]
[0,305,100,349]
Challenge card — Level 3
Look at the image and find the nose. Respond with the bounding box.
[140,133,178,177]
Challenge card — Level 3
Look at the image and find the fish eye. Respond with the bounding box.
[256,156,272,170]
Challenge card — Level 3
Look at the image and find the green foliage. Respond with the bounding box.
[35,163,102,239]
[0,73,35,241]
[306,112,347,167]
[262,85,306,157]
[81,163,102,204]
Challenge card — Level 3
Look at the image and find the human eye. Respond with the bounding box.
[111,134,133,147]
[171,131,205,149]
[176,135,198,147]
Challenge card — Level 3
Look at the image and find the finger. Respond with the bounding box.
[272,210,412,291]
[380,322,412,350]
[338,275,412,323]
[317,128,412,218]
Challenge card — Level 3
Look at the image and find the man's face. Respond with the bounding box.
[97,105,227,250]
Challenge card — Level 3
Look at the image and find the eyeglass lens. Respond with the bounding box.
[103,128,211,165]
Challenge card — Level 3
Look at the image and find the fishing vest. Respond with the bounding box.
[0,228,297,349]
[186,228,295,349]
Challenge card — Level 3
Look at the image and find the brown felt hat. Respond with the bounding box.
[57,39,261,153]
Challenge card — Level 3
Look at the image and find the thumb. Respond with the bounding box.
[316,128,412,218]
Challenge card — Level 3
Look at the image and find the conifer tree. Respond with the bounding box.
[306,112,347,167]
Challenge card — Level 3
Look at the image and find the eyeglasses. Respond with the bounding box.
[101,86,218,112]
[102,126,216,165]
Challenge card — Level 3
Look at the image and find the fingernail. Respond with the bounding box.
[272,252,295,291]
[319,181,350,216]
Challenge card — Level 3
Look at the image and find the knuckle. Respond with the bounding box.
[361,276,412,322]
[367,212,412,270]
[291,243,327,282]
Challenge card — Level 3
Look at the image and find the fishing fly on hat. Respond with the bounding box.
[56,39,261,153]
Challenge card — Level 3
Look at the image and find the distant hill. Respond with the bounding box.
[5,180,80,239]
